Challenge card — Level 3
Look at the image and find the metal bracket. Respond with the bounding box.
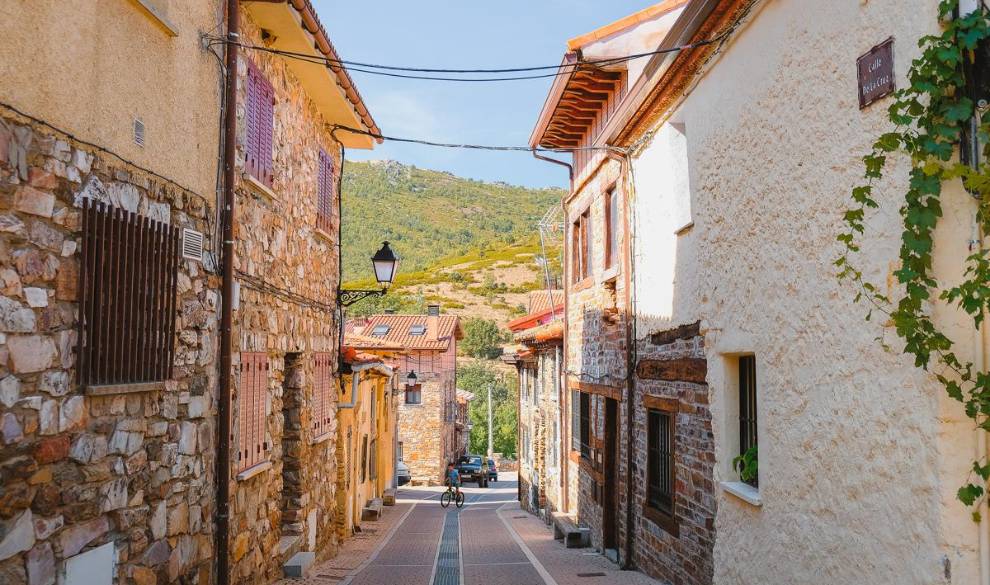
[338,288,386,307]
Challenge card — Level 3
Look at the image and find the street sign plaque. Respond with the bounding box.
[858,38,895,109]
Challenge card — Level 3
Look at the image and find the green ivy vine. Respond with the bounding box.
[837,0,990,520]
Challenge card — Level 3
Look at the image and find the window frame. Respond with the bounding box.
[405,383,422,405]
[605,187,620,270]
[312,352,334,441]
[579,391,592,460]
[738,355,758,487]
[571,207,592,284]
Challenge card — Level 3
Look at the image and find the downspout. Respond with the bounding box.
[606,150,637,570]
[974,215,989,585]
[531,151,573,513]
[216,1,238,584]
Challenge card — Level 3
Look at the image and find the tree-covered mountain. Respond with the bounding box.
[340,160,564,281]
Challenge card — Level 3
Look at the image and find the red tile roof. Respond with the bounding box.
[528,290,564,314]
[347,314,462,351]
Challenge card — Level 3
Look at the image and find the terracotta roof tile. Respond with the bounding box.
[348,314,462,351]
[528,290,564,314]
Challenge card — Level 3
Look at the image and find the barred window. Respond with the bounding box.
[405,384,422,405]
[316,149,334,233]
[238,352,269,472]
[739,355,758,487]
[78,199,179,387]
[647,409,675,515]
[579,391,591,460]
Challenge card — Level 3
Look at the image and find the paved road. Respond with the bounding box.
[279,472,661,585]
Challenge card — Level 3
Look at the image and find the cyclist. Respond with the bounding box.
[445,462,461,499]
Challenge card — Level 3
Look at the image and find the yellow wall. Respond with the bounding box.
[336,367,395,536]
[0,0,223,196]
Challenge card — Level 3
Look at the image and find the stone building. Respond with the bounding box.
[0,0,381,584]
[530,3,693,567]
[507,291,564,517]
[335,346,397,538]
[454,389,474,459]
[0,2,223,584]
[225,1,379,583]
[347,306,462,485]
[535,0,990,584]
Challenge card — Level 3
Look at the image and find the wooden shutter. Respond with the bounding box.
[238,352,269,472]
[78,199,178,387]
[312,352,334,438]
[317,149,334,233]
[245,60,274,188]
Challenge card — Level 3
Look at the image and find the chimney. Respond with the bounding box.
[426,304,440,340]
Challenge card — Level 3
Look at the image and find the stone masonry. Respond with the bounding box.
[632,323,714,585]
[0,111,218,584]
[226,10,345,584]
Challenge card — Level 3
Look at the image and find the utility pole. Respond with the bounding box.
[487,383,493,457]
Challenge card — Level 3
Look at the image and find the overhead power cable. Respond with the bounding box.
[329,125,627,154]
[209,28,731,82]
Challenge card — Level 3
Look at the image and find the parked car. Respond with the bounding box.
[457,455,488,487]
[487,459,498,482]
[397,461,411,486]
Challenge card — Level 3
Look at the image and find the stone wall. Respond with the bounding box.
[564,156,631,557]
[225,11,343,584]
[398,374,448,485]
[0,110,218,584]
[631,324,714,585]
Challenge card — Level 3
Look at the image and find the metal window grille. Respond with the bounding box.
[369,438,377,480]
[738,355,758,486]
[579,391,592,460]
[78,199,178,387]
[360,435,368,483]
[238,352,269,472]
[405,384,421,405]
[312,352,334,438]
[647,409,675,515]
[245,60,274,187]
[316,149,334,233]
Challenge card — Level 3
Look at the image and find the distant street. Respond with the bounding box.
[277,473,661,585]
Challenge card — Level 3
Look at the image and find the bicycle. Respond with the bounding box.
[440,484,464,508]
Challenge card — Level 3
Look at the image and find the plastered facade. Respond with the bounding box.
[625,0,982,583]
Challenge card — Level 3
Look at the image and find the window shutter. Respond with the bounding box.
[239,352,268,472]
[259,78,274,187]
[245,62,259,179]
[317,150,334,233]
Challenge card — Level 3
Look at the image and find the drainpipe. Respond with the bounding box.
[216,0,238,583]
[973,215,989,585]
[605,150,637,570]
[531,151,573,513]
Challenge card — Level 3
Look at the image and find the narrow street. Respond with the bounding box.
[277,473,660,585]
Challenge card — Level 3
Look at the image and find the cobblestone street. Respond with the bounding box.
[276,473,661,585]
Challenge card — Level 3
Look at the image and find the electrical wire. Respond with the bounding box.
[330,124,626,154]
[208,29,730,82]
[236,269,337,313]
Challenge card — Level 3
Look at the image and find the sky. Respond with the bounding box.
[314,1,660,189]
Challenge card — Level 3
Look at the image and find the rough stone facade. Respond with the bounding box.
[397,371,454,486]
[226,10,345,584]
[0,112,218,584]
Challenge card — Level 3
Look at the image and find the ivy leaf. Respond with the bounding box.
[959,483,985,507]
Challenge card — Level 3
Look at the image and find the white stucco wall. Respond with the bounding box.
[582,8,684,85]
[630,0,984,583]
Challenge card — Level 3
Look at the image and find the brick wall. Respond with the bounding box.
[630,324,714,585]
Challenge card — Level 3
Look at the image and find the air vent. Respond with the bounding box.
[134,119,145,147]
[181,228,204,262]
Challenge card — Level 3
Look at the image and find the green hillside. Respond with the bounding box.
[340,160,564,281]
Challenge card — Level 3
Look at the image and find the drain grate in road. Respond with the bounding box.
[576,573,607,578]
[432,510,460,585]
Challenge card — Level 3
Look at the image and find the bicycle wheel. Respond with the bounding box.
[455,492,465,508]
[440,491,451,508]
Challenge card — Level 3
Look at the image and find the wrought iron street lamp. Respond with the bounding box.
[338,241,398,307]
[406,370,417,387]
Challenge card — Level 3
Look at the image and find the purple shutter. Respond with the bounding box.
[317,150,333,232]
[245,62,259,179]
[259,76,275,187]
